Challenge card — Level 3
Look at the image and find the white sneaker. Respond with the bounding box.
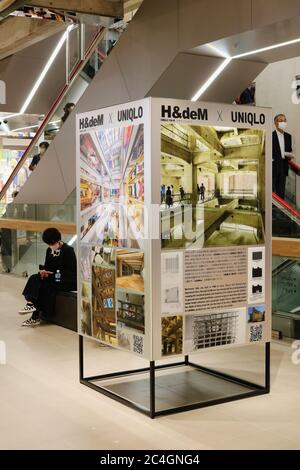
[18,303,36,315]
[22,317,40,327]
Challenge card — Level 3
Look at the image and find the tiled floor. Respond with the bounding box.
[0,274,300,450]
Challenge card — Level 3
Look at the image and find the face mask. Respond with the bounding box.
[278,121,287,130]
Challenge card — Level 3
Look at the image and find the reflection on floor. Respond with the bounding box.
[116,274,144,293]
[1,274,300,450]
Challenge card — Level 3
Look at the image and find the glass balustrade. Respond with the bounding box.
[0,203,76,276]
[272,255,300,338]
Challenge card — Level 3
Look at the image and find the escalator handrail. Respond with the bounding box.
[272,191,300,220]
[0,25,107,202]
[288,159,300,175]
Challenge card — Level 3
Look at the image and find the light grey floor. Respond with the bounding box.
[1,274,300,450]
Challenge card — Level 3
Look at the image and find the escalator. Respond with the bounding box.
[0,20,121,207]
[272,160,300,238]
[0,17,123,275]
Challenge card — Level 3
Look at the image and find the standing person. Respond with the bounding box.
[166,186,173,208]
[199,183,206,202]
[179,186,185,201]
[161,184,166,204]
[61,102,75,124]
[239,83,256,105]
[273,114,294,199]
[19,228,77,327]
[29,141,49,171]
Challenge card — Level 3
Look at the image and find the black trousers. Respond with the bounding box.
[273,161,288,199]
[22,274,76,320]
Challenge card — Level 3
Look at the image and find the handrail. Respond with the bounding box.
[288,159,300,174]
[272,237,300,258]
[0,217,76,234]
[0,25,107,202]
[272,192,300,220]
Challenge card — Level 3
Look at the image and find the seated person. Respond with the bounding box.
[19,228,77,327]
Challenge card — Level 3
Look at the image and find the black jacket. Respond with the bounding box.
[43,243,77,289]
[272,130,292,176]
[29,153,41,171]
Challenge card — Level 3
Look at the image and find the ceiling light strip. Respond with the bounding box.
[232,37,300,59]
[192,36,300,101]
[19,25,73,115]
[191,57,232,101]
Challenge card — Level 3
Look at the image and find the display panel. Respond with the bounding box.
[77,98,272,362]
[77,100,150,358]
[151,98,272,360]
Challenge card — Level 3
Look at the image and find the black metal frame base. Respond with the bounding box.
[79,336,270,419]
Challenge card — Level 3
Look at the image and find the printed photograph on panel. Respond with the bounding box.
[248,305,265,323]
[116,249,144,294]
[160,125,265,249]
[117,291,145,335]
[185,308,246,352]
[80,124,144,249]
[80,245,93,282]
[161,251,183,314]
[91,248,117,345]
[80,281,92,336]
[161,316,183,356]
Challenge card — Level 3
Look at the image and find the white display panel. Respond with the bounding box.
[76,98,272,362]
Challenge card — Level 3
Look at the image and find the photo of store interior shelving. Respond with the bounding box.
[80,124,144,248]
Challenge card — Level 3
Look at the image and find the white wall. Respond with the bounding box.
[255,57,300,163]
[255,57,300,206]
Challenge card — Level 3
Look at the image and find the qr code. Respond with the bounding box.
[133,335,144,355]
[250,324,263,342]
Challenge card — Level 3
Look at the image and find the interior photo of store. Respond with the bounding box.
[116,249,144,293]
[117,291,145,334]
[80,124,144,248]
[161,124,265,249]
[92,262,117,344]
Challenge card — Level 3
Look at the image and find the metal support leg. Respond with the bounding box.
[184,355,189,365]
[265,342,270,392]
[79,335,84,381]
[150,361,155,419]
